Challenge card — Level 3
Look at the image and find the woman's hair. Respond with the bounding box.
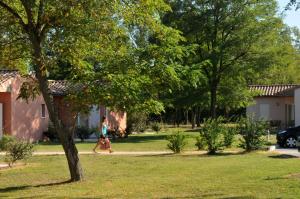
[101,116,106,123]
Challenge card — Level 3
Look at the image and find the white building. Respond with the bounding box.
[247,85,300,129]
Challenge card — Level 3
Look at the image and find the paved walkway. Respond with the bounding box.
[272,147,300,157]
[0,163,9,169]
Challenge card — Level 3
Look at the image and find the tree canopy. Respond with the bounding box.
[162,0,300,118]
[0,0,184,181]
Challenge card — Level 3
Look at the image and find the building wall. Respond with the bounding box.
[53,96,77,130]
[88,105,100,129]
[10,77,49,141]
[97,106,126,131]
[246,96,294,128]
[295,88,300,126]
[0,76,126,141]
[0,92,12,134]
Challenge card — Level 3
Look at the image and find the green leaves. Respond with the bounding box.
[0,0,186,116]
[163,0,291,116]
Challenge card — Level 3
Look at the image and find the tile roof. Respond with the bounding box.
[0,70,82,96]
[48,80,83,96]
[0,70,19,84]
[249,84,300,97]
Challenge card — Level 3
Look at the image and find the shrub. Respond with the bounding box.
[238,116,268,152]
[223,127,236,148]
[76,126,93,142]
[151,122,162,133]
[0,135,16,151]
[200,117,225,154]
[43,123,59,142]
[195,135,206,150]
[127,112,148,133]
[167,132,187,153]
[5,141,34,167]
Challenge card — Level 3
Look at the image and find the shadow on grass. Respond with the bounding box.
[14,196,100,199]
[135,151,245,158]
[160,193,255,199]
[184,128,201,133]
[264,176,286,181]
[112,135,168,144]
[268,154,298,159]
[38,135,169,147]
[220,197,257,199]
[0,180,71,193]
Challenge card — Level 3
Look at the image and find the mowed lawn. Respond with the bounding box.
[1,153,300,198]
[35,129,201,152]
[34,127,277,152]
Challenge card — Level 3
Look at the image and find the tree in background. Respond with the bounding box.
[288,0,300,9]
[0,0,183,181]
[163,0,286,118]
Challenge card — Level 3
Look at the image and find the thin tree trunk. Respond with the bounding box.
[184,109,189,125]
[176,108,180,127]
[196,107,201,127]
[191,107,196,129]
[174,108,177,127]
[210,84,218,118]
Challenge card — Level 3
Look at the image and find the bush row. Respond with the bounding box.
[167,116,269,154]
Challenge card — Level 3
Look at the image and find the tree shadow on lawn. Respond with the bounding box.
[39,135,169,146]
[184,128,201,133]
[268,154,298,159]
[1,195,101,199]
[0,180,71,193]
[135,151,246,158]
[160,193,256,199]
[112,135,168,144]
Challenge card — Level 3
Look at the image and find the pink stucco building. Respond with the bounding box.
[0,70,126,141]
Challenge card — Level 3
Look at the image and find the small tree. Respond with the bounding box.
[195,135,206,150]
[238,116,268,152]
[75,126,93,142]
[0,135,16,151]
[167,132,187,153]
[200,117,226,154]
[151,122,162,133]
[223,127,236,148]
[5,141,34,167]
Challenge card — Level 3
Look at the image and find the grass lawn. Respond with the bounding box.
[35,128,201,152]
[1,152,300,198]
[34,127,276,152]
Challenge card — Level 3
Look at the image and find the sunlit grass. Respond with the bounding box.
[0,153,300,198]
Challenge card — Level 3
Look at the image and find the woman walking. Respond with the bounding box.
[93,116,113,153]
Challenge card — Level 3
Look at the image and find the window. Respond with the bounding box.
[259,104,270,120]
[41,104,46,118]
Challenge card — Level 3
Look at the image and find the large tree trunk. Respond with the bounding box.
[60,131,84,181]
[29,31,83,182]
[0,0,84,182]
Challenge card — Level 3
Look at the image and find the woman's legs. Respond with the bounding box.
[93,139,101,152]
[93,137,113,153]
[105,138,113,153]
